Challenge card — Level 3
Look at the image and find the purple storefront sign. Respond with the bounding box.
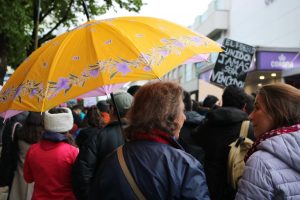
[256,51,300,70]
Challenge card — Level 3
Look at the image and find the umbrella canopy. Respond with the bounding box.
[0,84,123,119]
[0,16,222,118]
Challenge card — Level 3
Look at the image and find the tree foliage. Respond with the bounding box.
[0,0,143,85]
[0,0,32,71]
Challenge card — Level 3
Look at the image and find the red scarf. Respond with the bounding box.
[244,123,300,162]
[132,129,182,149]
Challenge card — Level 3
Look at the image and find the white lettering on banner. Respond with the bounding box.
[217,54,251,76]
[211,71,245,87]
[210,38,255,88]
[217,53,227,64]
[224,66,238,76]
[224,40,255,54]
[270,54,294,69]
[224,57,240,67]
[225,49,252,62]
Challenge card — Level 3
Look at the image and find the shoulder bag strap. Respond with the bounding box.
[240,120,250,138]
[11,122,22,141]
[117,146,146,200]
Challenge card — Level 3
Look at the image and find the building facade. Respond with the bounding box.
[164,0,300,100]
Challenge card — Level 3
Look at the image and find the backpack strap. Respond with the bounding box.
[228,120,252,189]
[240,120,250,138]
[117,146,146,200]
[235,120,250,147]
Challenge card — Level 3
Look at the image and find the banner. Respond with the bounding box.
[210,38,255,88]
[83,97,97,107]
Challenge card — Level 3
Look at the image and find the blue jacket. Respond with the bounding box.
[235,131,300,199]
[90,140,210,200]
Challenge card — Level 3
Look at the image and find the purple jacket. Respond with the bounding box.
[235,130,300,199]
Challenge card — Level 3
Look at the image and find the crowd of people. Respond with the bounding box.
[0,81,299,199]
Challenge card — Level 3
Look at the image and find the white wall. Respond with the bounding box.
[230,0,300,48]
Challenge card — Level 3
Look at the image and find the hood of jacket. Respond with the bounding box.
[205,107,249,126]
[184,111,205,125]
[258,131,300,172]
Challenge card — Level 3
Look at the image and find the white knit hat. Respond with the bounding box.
[44,107,74,132]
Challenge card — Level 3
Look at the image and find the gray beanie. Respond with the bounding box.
[107,92,133,117]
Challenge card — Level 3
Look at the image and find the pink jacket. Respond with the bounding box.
[24,140,78,200]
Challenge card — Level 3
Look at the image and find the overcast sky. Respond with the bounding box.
[98,0,213,27]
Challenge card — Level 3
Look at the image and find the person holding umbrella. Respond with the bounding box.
[72,92,133,200]
[89,81,209,199]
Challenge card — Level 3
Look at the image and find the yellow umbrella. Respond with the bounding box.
[0,16,222,118]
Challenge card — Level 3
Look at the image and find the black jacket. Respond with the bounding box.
[75,127,103,149]
[179,111,205,164]
[193,107,253,200]
[72,120,126,200]
[0,112,28,188]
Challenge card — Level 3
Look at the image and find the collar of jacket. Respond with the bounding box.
[245,123,300,162]
[132,129,184,150]
[42,131,68,142]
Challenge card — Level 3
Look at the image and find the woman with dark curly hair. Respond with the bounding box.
[89,81,210,200]
[75,105,104,148]
[236,83,300,199]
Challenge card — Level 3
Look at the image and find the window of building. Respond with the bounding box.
[185,63,193,81]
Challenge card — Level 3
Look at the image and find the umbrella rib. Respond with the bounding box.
[89,24,111,90]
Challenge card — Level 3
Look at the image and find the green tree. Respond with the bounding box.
[0,0,143,85]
